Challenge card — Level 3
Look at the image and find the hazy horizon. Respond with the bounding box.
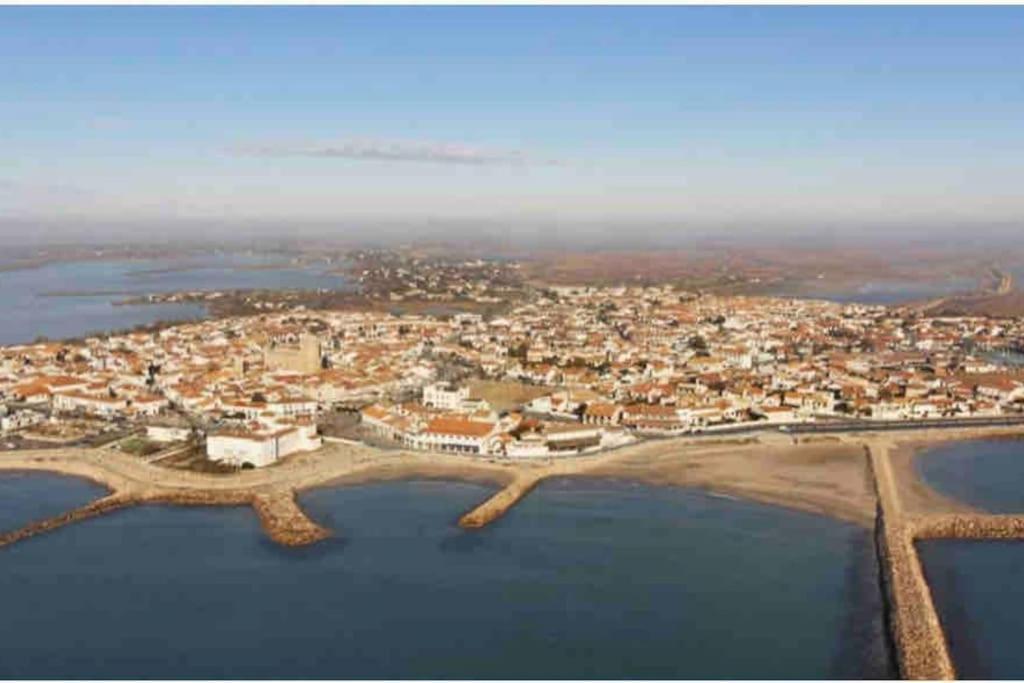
[3,6,1024,247]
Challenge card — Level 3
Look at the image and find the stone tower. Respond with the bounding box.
[264,333,322,374]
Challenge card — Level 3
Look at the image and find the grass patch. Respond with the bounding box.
[119,436,164,457]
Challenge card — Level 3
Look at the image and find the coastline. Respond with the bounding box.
[8,422,1024,680]
[888,428,1024,516]
[6,425,1019,543]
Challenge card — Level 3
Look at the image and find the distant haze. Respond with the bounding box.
[2,6,1023,249]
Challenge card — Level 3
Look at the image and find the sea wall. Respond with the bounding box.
[874,517,956,680]
[868,443,956,680]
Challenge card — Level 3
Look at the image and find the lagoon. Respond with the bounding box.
[0,253,351,345]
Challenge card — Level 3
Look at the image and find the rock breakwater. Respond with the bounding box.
[459,472,545,529]
[913,514,1024,540]
[868,441,956,680]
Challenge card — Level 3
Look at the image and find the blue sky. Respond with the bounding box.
[2,6,1023,239]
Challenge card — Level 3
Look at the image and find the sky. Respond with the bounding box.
[2,6,1024,246]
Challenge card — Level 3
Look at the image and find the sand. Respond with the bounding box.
[3,423,1024,544]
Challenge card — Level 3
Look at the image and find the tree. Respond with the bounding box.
[509,342,529,360]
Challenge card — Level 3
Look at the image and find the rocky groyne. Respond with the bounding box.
[459,472,545,529]
[0,486,330,550]
[874,518,956,680]
[0,494,133,549]
[252,492,332,546]
[868,442,956,680]
[913,514,1024,540]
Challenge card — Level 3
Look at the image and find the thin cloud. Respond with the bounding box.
[232,139,561,167]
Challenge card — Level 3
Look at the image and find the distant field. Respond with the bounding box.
[519,246,1001,291]
[468,380,549,412]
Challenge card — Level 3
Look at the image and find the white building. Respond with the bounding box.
[265,397,318,418]
[1,409,46,434]
[207,421,321,468]
[52,390,128,417]
[145,421,192,443]
[414,416,500,455]
[422,382,471,411]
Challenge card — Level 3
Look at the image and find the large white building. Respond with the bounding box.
[416,416,501,455]
[206,421,321,468]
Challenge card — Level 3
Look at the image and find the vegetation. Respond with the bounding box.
[118,436,163,457]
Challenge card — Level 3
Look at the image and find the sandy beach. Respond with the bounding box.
[3,424,1024,546]
[885,427,1024,517]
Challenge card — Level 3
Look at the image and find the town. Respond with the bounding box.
[2,284,1024,469]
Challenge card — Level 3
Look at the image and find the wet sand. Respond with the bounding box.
[583,433,878,526]
[887,427,1024,517]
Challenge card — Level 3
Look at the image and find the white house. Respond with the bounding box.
[1,409,46,434]
[52,390,128,417]
[422,382,471,411]
[145,420,192,443]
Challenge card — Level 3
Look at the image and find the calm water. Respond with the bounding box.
[0,471,105,533]
[0,476,893,679]
[919,541,1024,679]
[0,254,350,345]
[767,277,976,305]
[916,438,1024,512]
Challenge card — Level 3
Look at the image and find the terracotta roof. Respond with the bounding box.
[424,417,496,438]
[584,403,620,417]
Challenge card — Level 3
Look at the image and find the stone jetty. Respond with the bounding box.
[252,491,332,546]
[0,488,330,549]
[458,471,546,529]
[868,440,956,680]
[913,514,1024,540]
[0,494,133,549]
